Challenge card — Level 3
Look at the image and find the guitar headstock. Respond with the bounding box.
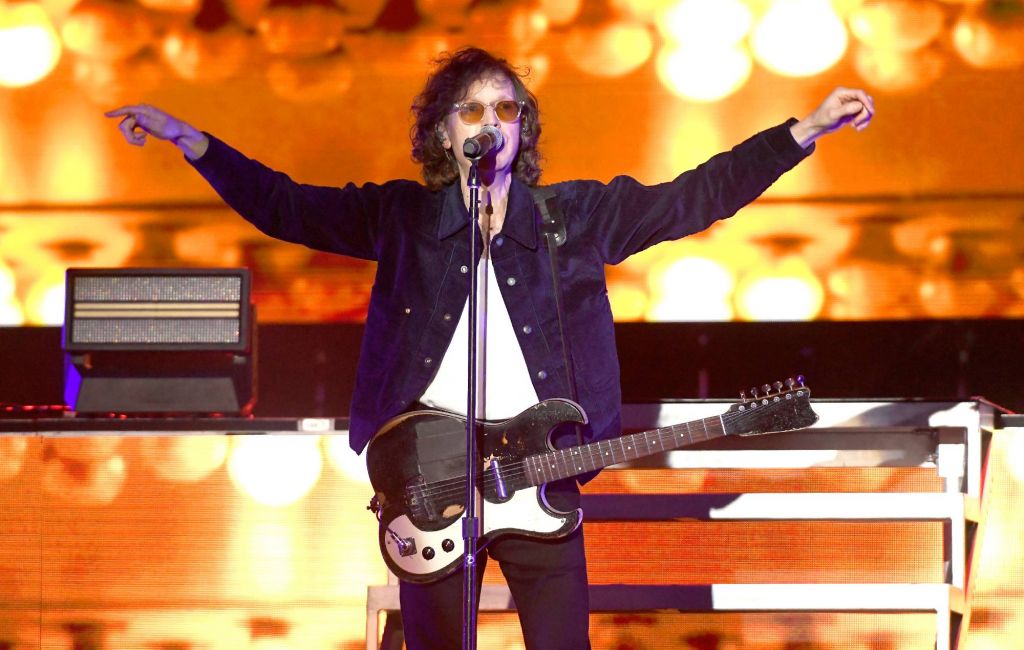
[723,376,819,436]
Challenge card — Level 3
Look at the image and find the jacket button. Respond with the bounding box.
[443,313,452,322]
[506,277,516,286]
[424,357,433,366]
[404,307,411,314]
[522,325,532,334]
[495,237,504,247]
[536,370,547,380]
[460,265,469,274]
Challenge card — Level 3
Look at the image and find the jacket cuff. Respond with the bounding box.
[767,117,815,160]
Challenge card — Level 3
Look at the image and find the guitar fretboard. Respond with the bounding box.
[524,415,726,485]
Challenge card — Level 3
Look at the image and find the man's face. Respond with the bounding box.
[439,75,522,179]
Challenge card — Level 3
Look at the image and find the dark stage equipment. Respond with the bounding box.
[62,268,256,414]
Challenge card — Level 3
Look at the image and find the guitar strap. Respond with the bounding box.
[529,185,583,446]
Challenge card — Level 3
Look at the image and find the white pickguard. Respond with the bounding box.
[383,485,582,579]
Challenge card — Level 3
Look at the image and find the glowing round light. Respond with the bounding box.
[513,51,551,92]
[161,23,250,83]
[323,435,370,484]
[848,0,945,51]
[228,436,322,507]
[256,3,346,57]
[565,20,654,78]
[467,3,549,53]
[751,0,849,77]
[656,42,752,102]
[41,453,126,506]
[853,44,946,92]
[140,436,230,482]
[24,271,65,325]
[952,9,1024,70]
[0,437,29,481]
[0,1,62,88]
[608,282,648,321]
[266,51,354,103]
[735,257,825,321]
[918,276,998,318]
[0,299,24,325]
[538,0,581,26]
[61,0,153,62]
[648,256,735,321]
[657,0,753,48]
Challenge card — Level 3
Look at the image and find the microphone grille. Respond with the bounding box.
[481,125,503,150]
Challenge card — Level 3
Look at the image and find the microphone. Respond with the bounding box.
[462,125,503,159]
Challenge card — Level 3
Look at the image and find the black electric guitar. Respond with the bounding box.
[366,379,818,584]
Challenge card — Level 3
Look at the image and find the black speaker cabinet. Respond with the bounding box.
[62,268,256,414]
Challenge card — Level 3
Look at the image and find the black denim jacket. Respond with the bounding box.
[190,119,812,463]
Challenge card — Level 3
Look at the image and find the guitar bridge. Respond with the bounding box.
[405,476,438,523]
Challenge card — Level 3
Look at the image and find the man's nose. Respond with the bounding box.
[480,104,500,126]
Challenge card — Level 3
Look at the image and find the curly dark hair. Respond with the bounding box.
[411,47,542,190]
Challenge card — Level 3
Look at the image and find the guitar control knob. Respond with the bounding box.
[442,539,455,553]
[422,547,435,560]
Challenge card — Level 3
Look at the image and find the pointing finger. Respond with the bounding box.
[104,104,145,119]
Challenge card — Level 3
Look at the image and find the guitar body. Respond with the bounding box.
[367,379,819,583]
[366,398,588,583]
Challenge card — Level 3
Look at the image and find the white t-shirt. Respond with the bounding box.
[419,254,539,419]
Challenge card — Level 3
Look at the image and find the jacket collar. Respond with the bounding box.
[436,177,539,251]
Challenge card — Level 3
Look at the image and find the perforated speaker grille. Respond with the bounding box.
[70,318,241,345]
[73,275,242,302]
[63,268,251,351]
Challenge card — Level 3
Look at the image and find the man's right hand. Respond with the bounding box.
[104,104,209,160]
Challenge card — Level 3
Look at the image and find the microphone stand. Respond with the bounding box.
[462,157,484,650]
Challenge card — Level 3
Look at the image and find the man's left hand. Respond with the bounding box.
[790,86,875,149]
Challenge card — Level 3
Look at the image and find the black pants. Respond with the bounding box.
[398,517,591,649]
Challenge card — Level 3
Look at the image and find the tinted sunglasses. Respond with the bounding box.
[451,100,525,125]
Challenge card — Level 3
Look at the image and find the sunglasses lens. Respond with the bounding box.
[458,102,485,124]
[495,101,522,122]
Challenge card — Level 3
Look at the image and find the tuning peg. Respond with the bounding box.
[774,381,784,393]
[762,383,771,395]
[785,377,795,389]
[740,390,748,401]
[749,386,759,398]
[796,374,806,387]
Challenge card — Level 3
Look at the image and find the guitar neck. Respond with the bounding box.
[523,415,726,486]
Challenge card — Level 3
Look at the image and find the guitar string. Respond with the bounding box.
[410,401,798,502]
[408,397,807,504]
